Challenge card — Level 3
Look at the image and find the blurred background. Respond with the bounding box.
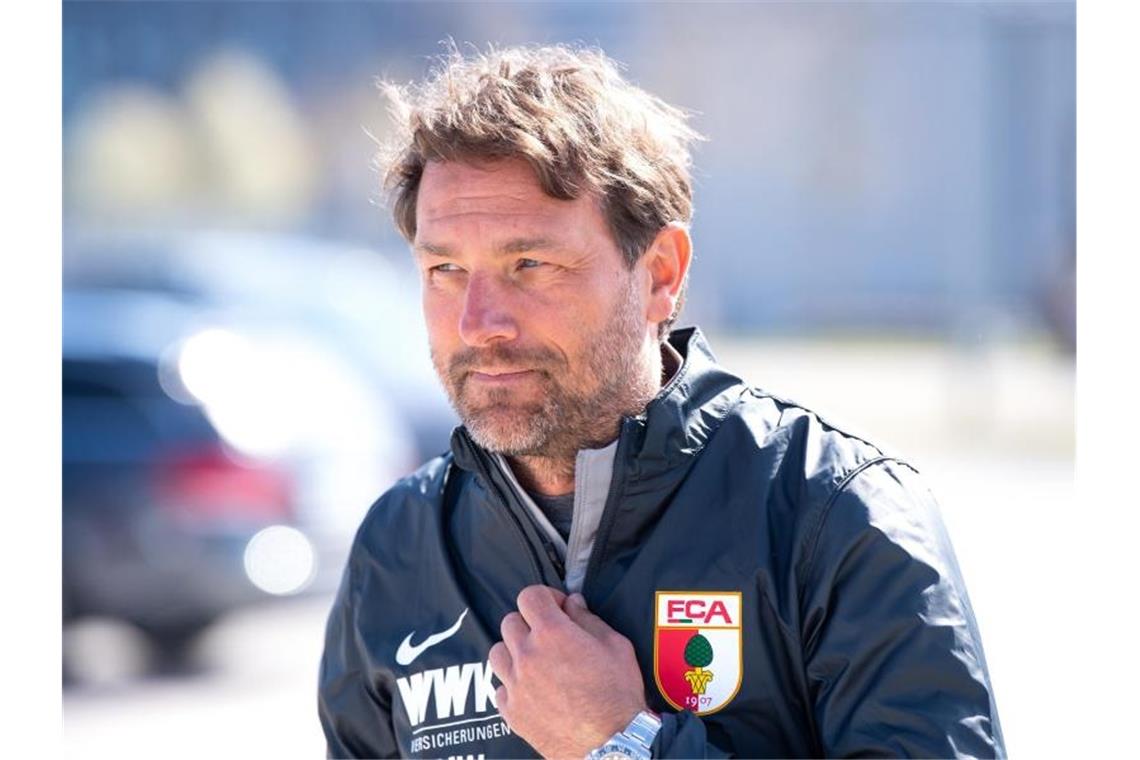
[62,1,1073,757]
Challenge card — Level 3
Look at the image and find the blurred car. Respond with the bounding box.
[63,228,456,666]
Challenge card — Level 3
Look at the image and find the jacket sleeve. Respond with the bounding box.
[318,549,400,759]
[798,459,1005,758]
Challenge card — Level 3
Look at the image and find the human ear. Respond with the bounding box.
[642,223,692,326]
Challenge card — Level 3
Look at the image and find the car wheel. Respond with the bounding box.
[138,619,215,675]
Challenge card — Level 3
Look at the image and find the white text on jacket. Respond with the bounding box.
[396,660,498,728]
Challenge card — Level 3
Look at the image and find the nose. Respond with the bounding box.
[458,272,519,347]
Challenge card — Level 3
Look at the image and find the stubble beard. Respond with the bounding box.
[433,277,658,461]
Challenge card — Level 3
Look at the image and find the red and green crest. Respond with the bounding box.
[653,591,742,715]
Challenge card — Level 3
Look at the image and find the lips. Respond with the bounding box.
[472,368,532,376]
[468,369,537,383]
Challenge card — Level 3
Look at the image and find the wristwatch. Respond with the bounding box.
[585,710,662,760]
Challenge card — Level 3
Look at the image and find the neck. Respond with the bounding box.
[507,452,580,496]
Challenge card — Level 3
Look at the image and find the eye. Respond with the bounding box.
[428,262,464,274]
[516,258,544,270]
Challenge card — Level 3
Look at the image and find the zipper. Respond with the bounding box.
[492,461,566,583]
[542,541,566,579]
[456,430,559,586]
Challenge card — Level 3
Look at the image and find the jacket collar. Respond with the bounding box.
[450,327,745,479]
[620,327,745,486]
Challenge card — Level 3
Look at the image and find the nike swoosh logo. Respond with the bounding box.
[395,608,469,666]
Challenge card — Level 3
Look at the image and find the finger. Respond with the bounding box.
[516,585,568,630]
[563,593,618,640]
[499,611,530,653]
[488,641,514,683]
[546,587,568,608]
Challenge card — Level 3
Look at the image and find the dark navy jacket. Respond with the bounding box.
[318,328,1004,758]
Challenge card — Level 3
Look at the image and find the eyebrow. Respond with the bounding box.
[414,241,454,257]
[414,237,563,257]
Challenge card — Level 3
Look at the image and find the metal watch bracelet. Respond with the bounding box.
[623,711,662,750]
[586,710,662,760]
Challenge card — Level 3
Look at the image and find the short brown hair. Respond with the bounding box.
[378,44,703,337]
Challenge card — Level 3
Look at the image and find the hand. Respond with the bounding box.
[489,585,649,759]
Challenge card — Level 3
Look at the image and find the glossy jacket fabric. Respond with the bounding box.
[318,328,1005,758]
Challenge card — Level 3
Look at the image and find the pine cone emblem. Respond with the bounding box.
[684,633,714,668]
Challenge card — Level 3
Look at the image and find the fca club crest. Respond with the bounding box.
[653,591,742,716]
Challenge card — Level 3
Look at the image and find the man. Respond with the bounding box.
[319,45,1004,759]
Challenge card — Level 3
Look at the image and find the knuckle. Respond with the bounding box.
[488,642,508,672]
[500,612,520,635]
[610,631,634,654]
[528,624,558,651]
[512,643,544,680]
[512,647,533,676]
[525,623,546,645]
[516,585,540,608]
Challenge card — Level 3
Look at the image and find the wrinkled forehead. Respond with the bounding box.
[417,159,558,219]
[415,158,607,243]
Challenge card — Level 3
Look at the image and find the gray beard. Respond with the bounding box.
[433,277,658,461]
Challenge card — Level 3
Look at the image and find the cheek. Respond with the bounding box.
[422,290,460,342]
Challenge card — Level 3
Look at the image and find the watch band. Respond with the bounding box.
[622,711,662,750]
[586,710,663,760]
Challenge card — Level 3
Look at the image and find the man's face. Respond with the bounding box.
[413,158,660,460]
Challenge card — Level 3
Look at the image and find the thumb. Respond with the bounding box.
[564,593,614,640]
